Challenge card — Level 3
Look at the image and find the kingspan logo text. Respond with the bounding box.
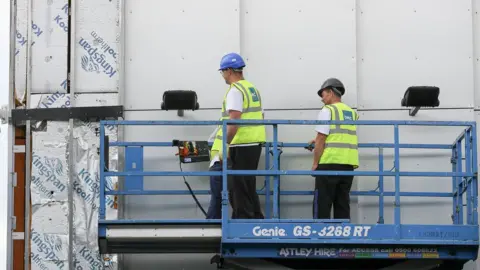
[91,31,117,60]
[31,176,55,200]
[38,91,77,109]
[15,21,43,56]
[79,37,117,78]
[32,154,66,193]
[73,179,99,211]
[31,229,66,269]
[77,169,116,210]
[74,245,103,270]
[53,4,69,33]
[38,85,116,133]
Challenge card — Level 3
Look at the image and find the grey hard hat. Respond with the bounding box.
[318,78,345,97]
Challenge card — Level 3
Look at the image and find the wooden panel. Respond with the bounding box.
[13,127,26,270]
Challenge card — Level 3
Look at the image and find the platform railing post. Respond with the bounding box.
[265,143,271,219]
[471,124,478,225]
[465,129,472,224]
[393,125,401,238]
[456,141,463,225]
[221,121,229,236]
[451,145,458,224]
[378,147,384,224]
[99,122,106,221]
[272,124,280,219]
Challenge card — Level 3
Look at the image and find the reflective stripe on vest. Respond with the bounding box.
[319,102,359,168]
[210,80,266,159]
[221,83,263,117]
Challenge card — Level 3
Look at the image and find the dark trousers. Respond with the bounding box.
[229,145,264,219]
[206,162,223,219]
[313,164,354,219]
[206,145,264,219]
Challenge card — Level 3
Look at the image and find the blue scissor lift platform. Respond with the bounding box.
[98,119,479,269]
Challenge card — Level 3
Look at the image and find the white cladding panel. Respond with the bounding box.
[31,0,69,94]
[474,0,480,109]
[357,0,474,110]
[118,0,480,269]
[240,0,357,109]
[123,0,241,110]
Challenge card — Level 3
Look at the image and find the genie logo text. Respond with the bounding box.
[79,35,117,78]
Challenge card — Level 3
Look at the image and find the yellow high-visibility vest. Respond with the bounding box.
[210,80,266,159]
[319,102,359,168]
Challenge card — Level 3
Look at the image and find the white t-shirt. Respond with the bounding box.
[315,107,331,135]
[208,86,264,167]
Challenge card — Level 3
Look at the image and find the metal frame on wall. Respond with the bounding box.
[117,0,126,268]
[23,0,33,267]
[6,0,16,269]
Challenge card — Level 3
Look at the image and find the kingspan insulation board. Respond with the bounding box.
[16,0,121,267]
[30,93,119,270]
[14,0,120,100]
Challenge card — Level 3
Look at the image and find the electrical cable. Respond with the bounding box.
[179,161,208,217]
[177,143,284,217]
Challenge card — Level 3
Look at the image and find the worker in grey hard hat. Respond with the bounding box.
[317,78,345,97]
[307,77,359,220]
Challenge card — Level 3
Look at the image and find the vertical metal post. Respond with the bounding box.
[117,0,126,267]
[99,122,106,220]
[6,1,16,269]
[67,122,74,270]
[272,125,279,219]
[471,124,478,225]
[24,0,33,268]
[456,141,463,224]
[451,145,458,224]
[264,143,271,219]
[221,121,228,238]
[393,125,400,237]
[277,148,281,218]
[378,147,384,224]
[465,129,472,224]
[67,2,77,267]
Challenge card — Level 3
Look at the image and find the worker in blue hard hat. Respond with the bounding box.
[206,52,266,219]
[307,78,359,220]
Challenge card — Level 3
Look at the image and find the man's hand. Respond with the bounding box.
[311,163,318,171]
[306,139,315,152]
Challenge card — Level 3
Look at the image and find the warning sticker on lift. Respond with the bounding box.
[252,225,372,238]
[278,247,440,259]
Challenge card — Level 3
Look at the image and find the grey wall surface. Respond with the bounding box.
[120,1,480,269]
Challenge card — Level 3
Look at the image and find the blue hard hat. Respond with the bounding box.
[219,53,246,70]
